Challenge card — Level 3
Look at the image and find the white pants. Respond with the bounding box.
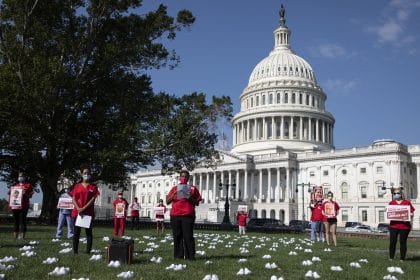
[239,225,246,235]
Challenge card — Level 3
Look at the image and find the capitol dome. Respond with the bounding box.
[231,6,335,155]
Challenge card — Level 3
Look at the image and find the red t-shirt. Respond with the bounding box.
[113,198,128,218]
[70,183,100,218]
[167,184,202,217]
[322,200,340,222]
[9,183,33,210]
[310,204,324,222]
[155,204,166,219]
[389,199,415,230]
[237,213,248,226]
[130,202,140,217]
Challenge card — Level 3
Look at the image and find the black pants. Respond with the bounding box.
[13,209,28,233]
[131,216,139,230]
[170,215,195,260]
[389,227,411,260]
[73,225,93,254]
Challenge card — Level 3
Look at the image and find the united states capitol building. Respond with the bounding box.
[130,9,420,230]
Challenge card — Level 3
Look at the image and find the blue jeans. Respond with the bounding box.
[310,221,324,241]
[56,212,74,239]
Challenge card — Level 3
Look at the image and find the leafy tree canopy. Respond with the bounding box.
[0,0,232,222]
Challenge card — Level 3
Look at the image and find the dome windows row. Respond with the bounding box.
[251,64,315,82]
[242,90,324,111]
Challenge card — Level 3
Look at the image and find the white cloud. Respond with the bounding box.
[376,21,403,42]
[324,79,357,96]
[310,44,347,58]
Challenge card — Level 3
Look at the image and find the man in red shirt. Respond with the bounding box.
[166,170,202,260]
[113,192,129,237]
[71,164,100,254]
[237,211,248,235]
[8,172,33,239]
[130,197,140,230]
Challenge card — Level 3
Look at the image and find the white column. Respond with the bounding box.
[290,116,294,139]
[262,117,266,139]
[299,116,303,140]
[271,116,275,139]
[228,170,232,198]
[212,172,217,202]
[322,121,325,143]
[258,169,263,202]
[247,120,250,141]
[220,171,225,198]
[285,167,290,201]
[236,170,240,200]
[316,119,319,142]
[254,119,257,140]
[308,118,312,141]
[206,173,210,203]
[244,170,248,200]
[276,168,281,201]
[267,168,272,202]
[280,116,284,139]
[233,124,237,145]
[199,173,203,195]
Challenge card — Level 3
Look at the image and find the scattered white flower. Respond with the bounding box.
[29,240,39,245]
[324,248,332,252]
[42,257,59,264]
[387,267,404,274]
[383,274,398,280]
[117,271,134,278]
[238,258,247,263]
[0,264,14,271]
[21,251,36,257]
[60,242,70,247]
[359,259,368,263]
[265,262,278,269]
[350,262,361,268]
[59,248,72,254]
[108,260,121,268]
[331,266,343,271]
[196,250,206,256]
[312,256,321,262]
[89,255,102,261]
[288,251,297,256]
[165,264,186,271]
[91,249,101,253]
[304,249,312,253]
[236,268,251,275]
[19,246,33,251]
[270,276,284,280]
[0,256,17,263]
[48,266,70,276]
[202,274,219,280]
[205,260,213,265]
[52,238,60,243]
[302,260,313,266]
[305,270,320,279]
[262,255,271,259]
[72,278,89,280]
[102,236,110,242]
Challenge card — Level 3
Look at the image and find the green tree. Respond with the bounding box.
[0,0,232,222]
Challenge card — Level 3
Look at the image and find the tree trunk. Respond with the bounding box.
[39,176,60,224]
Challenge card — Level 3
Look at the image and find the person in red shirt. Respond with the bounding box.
[388,187,415,261]
[166,170,202,260]
[130,197,140,230]
[322,191,340,246]
[113,191,129,237]
[8,172,33,239]
[309,187,324,242]
[70,164,100,254]
[155,199,167,235]
[236,211,248,235]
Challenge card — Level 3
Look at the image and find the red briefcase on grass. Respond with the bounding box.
[108,238,134,264]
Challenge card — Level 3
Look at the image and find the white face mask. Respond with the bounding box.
[82,174,91,181]
[118,195,123,199]
[18,176,25,183]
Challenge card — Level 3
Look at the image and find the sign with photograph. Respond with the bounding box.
[154,206,165,217]
[57,197,74,209]
[9,186,23,210]
[324,202,336,218]
[238,205,248,213]
[386,205,411,221]
[115,202,126,218]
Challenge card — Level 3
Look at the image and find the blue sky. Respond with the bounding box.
[1,0,420,203]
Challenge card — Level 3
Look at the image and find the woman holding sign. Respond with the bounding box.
[166,170,202,260]
[8,172,33,239]
[322,191,340,246]
[388,187,415,261]
[113,192,128,237]
[71,164,100,254]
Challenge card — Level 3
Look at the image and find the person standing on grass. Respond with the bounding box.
[130,197,140,230]
[56,188,74,239]
[236,210,248,235]
[166,170,202,260]
[155,199,166,235]
[71,164,100,254]
[309,187,324,242]
[8,172,33,240]
[113,191,129,237]
[322,191,340,246]
[388,187,415,261]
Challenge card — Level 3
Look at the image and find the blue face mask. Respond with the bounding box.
[82,174,91,181]
[18,176,25,183]
[393,193,401,200]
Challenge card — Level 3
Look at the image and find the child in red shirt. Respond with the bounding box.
[113,192,129,237]
[155,199,167,235]
[237,211,248,235]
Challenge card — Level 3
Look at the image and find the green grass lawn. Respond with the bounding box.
[0,225,420,280]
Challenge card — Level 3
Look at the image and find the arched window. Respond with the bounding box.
[292,93,296,104]
[269,94,273,104]
[256,96,259,106]
[261,209,267,218]
[277,93,281,103]
[270,209,276,219]
[341,182,349,199]
[359,181,368,199]
[376,180,386,198]
[250,97,253,107]
[284,121,289,138]
[262,95,265,105]
[284,92,288,104]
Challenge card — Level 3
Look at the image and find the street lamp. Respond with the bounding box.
[295,182,312,221]
[219,179,236,224]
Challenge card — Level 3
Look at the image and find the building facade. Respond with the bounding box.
[130,9,420,229]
